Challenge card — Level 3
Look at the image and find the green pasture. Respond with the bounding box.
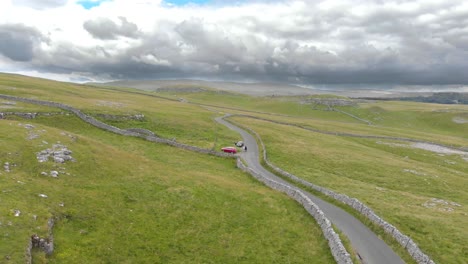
[231,116,467,264]
[2,73,467,263]
[0,74,335,263]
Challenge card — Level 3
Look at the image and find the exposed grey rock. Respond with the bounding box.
[53,157,65,163]
[302,98,357,107]
[31,233,54,256]
[422,198,461,212]
[452,116,468,124]
[37,144,75,163]
[27,132,40,140]
[38,194,48,198]
[50,171,59,178]
[3,162,10,172]
[403,169,426,176]
[14,209,21,217]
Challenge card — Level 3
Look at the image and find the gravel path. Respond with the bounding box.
[216,116,405,264]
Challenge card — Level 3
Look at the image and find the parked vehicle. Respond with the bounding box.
[235,141,244,147]
[221,147,237,153]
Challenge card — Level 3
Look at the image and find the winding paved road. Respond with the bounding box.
[216,116,405,264]
[1,92,406,263]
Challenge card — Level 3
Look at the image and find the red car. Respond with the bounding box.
[221,147,237,153]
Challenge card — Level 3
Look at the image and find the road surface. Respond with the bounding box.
[216,116,405,264]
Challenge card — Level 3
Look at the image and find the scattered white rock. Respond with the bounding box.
[24,124,35,130]
[38,194,48,198]
[59,202,64,207]
[27,132,40,140]
[376,141,409,148]
[452,117,468,124]
[33,215,37,221]
[422,198,461,212]
[50,171,59,178]
[403,169,426,176]
[41,172,48,176]
[4,162,10,172]
[377,141,468,162]
[53,157,65,163]
[96,100,125,108]
[14,210,21,217]
[412,143,468,161]
[42,140,48,145]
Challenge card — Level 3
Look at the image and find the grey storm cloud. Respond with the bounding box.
[7,1,468,85]
[83,17,140,40]
[0,24,45,62]
[12,0,67,9]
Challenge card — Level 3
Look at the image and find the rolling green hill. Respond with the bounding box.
[1,73,467,263]
[0,73,334,263]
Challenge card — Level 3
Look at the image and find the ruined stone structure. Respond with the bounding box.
[26,218,55,263]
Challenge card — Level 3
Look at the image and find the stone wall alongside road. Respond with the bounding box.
[230,114,465,151]
[0,94,234,158]
[237,121,436,264]
[236,158,353,264]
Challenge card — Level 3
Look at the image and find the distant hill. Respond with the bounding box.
[95,79,317,96]
[398,92,468,104]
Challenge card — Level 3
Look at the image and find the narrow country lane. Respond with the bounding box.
[216,116,405,264]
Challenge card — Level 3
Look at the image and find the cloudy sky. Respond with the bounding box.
[0,0,467,88]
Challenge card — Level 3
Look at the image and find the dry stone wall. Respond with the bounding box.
[0,94,234,158]
[231,114,463,151]
[236,158,352,264]
[235,120,436,264]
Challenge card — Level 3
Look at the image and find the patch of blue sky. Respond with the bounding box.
[78,0,110,10]
[164,0,211,6]
[165,0,281,7]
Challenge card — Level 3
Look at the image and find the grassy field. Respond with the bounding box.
[104,83,468,263]
[0,74,335,263]
[0,73,243,149]
[1,73,467,263]
[229,115,467,264]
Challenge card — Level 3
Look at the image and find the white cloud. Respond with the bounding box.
[0,0,467,86]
